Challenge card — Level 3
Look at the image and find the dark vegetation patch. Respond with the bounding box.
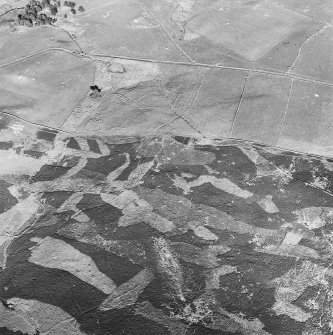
[85,153,126,176]
[2,221,109,315]
[216,271,275,317]
[186,324,238,335]
[23,149,44,159]
[0,181,18,214]
[259,150,295,169]
[57,235,143,286]
[260,314,304,335]
[197,145,257,182]
[3,139,333,334]
[0,263,106,318]
[78,308,171,335]
[110,222,161,242]
[223,244,295,281]
[30,164,70,182]
[292,282,333,335]
[168,163,207,177]
[138,277,166,310]
[60,222,148,265]
[214,268,304,334]
[169,230,213,246]
[0,116,11,131]
[59,155,81,168]
[66,137,81,150]
[36,128,57,142]
[178,260,206,302]
[30,155,80,181]
[142,167,281,230]
[107,142,138,155]
[292,285,322,314]
[55,38,71,44]
[292,170,313,183]
[282,181,333,208]
[187,184,270,227]
[116,156,153,181]
[307,159,333,194]
[76,194,123,225]
[174,136,191,145]
[33,213,77,239]
[74,168,106,183]
[0,141,13,150]
[42,190,73,208]
[138,241,206,311]
[87,139,101,154]
[141,165,204,191]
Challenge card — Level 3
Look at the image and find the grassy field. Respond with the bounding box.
[0,25,80,66]
[0,50,94,128]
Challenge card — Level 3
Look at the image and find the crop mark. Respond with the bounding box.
[228,71,250,138]
[168,0,186,33]
[288,25,329,72]
[181,68,209,118]
[277,78,294,143]
[189,69,209,107]
[269,0,332,27]
[142,5,196,64]
[50,24,84,53]
[175,113,207,138]
[158,79,207,138]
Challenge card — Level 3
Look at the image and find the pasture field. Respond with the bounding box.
[290,26,333,82]
[271,0,333,24]
[0,50,94,127]
[0,25,79,66]
[230,73,292,145]
[278,81,333,157]
[70,0,189,62]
